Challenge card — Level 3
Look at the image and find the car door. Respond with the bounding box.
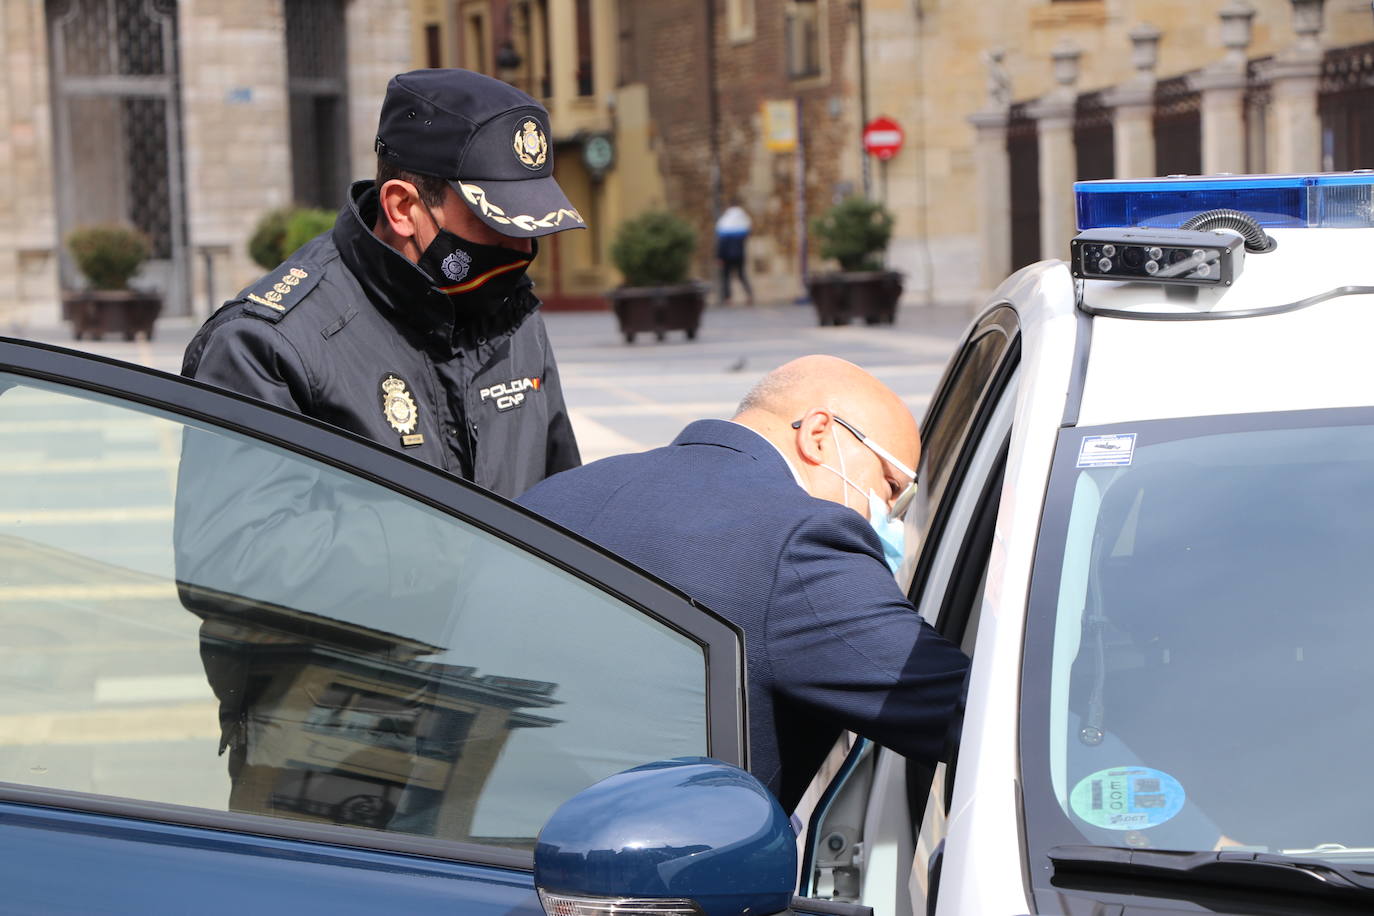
[796,305,1021,916]
[0,337,745,914]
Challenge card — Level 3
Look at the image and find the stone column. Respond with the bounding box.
[968,48,1012,292]
[345,0,413,181]
[0,0,59,329]
[1194,1,1254,175]
[179,0,292,317]
[548,0,579,115]
[969,110,1011,293]
[1105,24,1160,179]
[1269,0,1325,173]
[1030,41,1080,261]
[592,0,617,102]
[1195,73,1248,174]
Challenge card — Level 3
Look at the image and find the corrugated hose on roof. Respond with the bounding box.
[1179,208,1276,253]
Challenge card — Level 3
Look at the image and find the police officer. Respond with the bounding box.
[183,68,582,498]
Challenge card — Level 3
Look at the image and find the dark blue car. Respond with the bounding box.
[0,338,866,915]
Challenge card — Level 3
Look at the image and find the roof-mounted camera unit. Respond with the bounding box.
[1070,227,1244,287]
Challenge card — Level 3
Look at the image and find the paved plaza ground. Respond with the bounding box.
[9,301,973,463]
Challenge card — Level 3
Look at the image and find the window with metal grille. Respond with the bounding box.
[46,0,189,309]
[785,0,823,81]
[1074,91,1114,181]
[1319,42,1374,171]
[575,0,594,96]
[1152,75,1201,177]
[1007,103,1041,271]
[1245,57,1271,174]
[285,0,351,210]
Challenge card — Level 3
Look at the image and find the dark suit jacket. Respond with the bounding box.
[517,419,970,810]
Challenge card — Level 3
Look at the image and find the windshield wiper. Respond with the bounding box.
[1049,844,1374,904]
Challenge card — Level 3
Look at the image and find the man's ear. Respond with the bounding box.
[378,179,423,239]
[793,409,834,468]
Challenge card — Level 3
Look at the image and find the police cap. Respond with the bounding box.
[375,68,585,238]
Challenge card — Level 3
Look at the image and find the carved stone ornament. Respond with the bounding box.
[983,48,1012,108]
[1290,0,1326,52]
[1129,24,1162,77]
[1051,40,1082,91]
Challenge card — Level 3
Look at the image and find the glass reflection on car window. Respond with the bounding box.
[0,375,707,850]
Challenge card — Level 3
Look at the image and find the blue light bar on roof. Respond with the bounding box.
[1075,172,1374,230]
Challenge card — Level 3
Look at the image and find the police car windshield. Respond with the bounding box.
[1021,408,1374,883]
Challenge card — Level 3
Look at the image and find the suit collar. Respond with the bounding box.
[671,419,803,486]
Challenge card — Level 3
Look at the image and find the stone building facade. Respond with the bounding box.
[10,1,1370,327]
[865,0,1374,307]
[616,0,866,305]
[411,0,633,307]
[414,0,864,307]
[427,1,1374,312]
[0,0,411,330]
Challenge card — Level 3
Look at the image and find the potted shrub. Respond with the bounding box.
[248,207,293,271]
[249,206,337,270]
[807,196,903,326]
[608,210,707,343]
[63,224,160,341]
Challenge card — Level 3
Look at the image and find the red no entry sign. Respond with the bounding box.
[863,116,904,160]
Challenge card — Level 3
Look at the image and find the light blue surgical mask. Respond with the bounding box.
[866,488,907,573]
[821,429,907,573]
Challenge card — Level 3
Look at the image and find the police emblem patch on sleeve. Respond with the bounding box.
[381,374,425,447]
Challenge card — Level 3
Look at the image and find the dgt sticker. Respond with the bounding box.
[1070,766,1185,830]
[1077,433,1137,468]
[481,376,542,412]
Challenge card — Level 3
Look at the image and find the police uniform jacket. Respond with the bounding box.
[183,179,580,498]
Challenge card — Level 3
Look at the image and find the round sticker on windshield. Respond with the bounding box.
[1069,766,1185,831]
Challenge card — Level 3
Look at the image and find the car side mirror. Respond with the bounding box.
[533,757,796,916]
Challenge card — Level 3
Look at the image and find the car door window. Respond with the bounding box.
[797,308,1020,912]
[907,403,1014,914]
[0,367,722,852]
[903,307,1022,916]
[902,305,1019,597]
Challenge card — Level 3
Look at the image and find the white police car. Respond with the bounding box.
[787,171,1374,916]
[2,172,1372,916]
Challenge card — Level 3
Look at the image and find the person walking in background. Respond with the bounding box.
[715,202,754,305]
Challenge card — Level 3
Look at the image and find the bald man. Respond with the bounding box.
[517,356,970,810]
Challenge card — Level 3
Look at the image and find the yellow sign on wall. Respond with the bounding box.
[761,99,798,153]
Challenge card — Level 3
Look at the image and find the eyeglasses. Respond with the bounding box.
[791,414,919,518]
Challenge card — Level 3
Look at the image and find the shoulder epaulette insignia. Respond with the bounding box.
[240,264,322,321]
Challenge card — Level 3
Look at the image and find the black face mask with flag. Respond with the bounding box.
[416,207,535,310]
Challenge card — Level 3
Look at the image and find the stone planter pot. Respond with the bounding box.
[805,270,903,326]
[62,290,162,341]
[608,282,708,343]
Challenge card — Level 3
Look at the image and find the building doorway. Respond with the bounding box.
[1007,103,1040,272]
[285,0,351,210]
[1074,91,1114,181]
[1153,75,1201,177]
[531,141,607,310]
[46,0,189,314]
[1320,42,1374,171]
